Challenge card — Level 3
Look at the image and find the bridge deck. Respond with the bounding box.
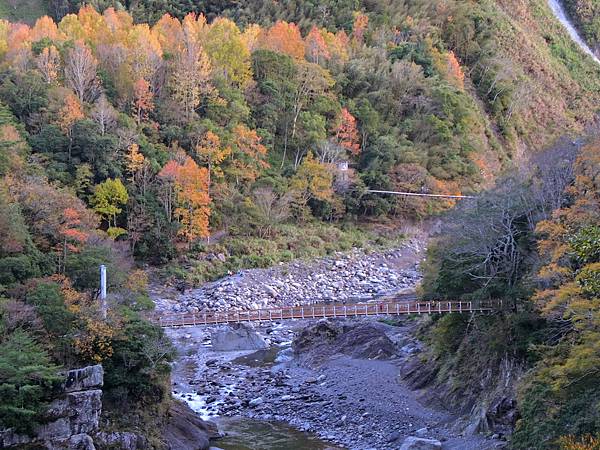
[154,300,500,328]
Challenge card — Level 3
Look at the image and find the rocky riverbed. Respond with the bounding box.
[168,318,506,450]
[155,241,507,449]
[151,239,424,314]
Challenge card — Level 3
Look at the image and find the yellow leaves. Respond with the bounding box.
[47,274,86,313]
[204,17,252,88]
[125,269,149,294]
[125,144,145,180]
[290,152,334,203]
[74,317,115,363]
[195,131,231,187]
[537,262,572,287]
[230,125,269,185]
[127,24,163,82]
[171,38,215,121]
[241,24,262,52]
[558,434,600,450]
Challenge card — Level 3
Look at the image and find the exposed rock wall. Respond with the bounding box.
[0,365,104,450]
[402,353,522,438]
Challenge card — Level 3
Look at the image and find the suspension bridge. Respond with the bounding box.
[153,298,501,328]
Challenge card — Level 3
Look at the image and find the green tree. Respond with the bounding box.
[0,329,61,433]
[91,178,128,233]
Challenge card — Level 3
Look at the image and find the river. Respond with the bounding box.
[547,0,600,64]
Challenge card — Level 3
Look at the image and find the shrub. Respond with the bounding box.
[0,329,61,434]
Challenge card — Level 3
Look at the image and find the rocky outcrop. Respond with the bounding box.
[94,431,148,449]
[402,353,522,439]
[293,320,396,367]
[163,400,219,450]
[0,365,103,450]
[211,323,268,351]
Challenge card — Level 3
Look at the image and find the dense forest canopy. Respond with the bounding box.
[0,0,599,447]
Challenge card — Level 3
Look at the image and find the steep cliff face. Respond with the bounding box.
[0,365,103,450]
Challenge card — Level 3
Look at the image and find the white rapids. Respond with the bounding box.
[547,0,600,64]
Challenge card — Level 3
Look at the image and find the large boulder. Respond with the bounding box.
[211,323,267,351]
[399,436,442,450]
[293,320,396,367]
[163,400,219,450]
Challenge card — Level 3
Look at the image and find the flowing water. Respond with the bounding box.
[213,417,344,450]
[175,342,343,448]
[547,0,600,64]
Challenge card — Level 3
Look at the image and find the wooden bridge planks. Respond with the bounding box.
[154,300,500,328]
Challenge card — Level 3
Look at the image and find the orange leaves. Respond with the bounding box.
[352,13,369,43]
[158,159,179,181]
[174,157,211,242]
[132,78,154,125]
[431,48,465,90]
[159,157,211,243]
[258,21,305,59]
[446,51,465,89]
[152,13,183,55]
[58,93,84,134]
[31,16,63,42]
[305,26,330,64]
[333,108,360,156]
[55,207,89,273]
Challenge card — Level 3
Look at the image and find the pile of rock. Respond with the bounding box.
[158,245,422,314]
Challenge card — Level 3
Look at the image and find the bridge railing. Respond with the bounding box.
[154,299,502,327]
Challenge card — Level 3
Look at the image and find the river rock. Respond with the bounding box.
[211,323,268,351]
[399,436,442,450]
[249,397,264,407]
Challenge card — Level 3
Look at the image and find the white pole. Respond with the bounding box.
[100,264,107,319]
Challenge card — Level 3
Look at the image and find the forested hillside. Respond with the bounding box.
[0,0,599,447]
